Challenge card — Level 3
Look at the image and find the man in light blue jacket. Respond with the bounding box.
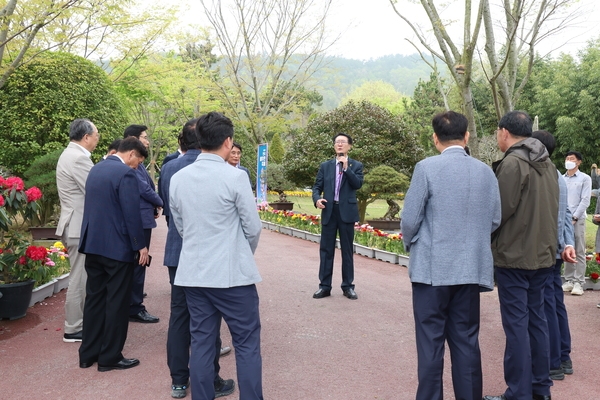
[401,111,501,400]
[170,112,263,400]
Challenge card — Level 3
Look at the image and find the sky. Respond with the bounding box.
[170,0,600,61]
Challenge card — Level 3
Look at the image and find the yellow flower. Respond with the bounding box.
[53,241,65,250]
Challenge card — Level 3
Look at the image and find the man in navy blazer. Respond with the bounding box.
[78,137,149,372]
[312,133,364,300]
[401,111,501,400]
[123,124,163,323]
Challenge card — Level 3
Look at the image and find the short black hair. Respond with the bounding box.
[118,136,148,158]
[108,139,122,152]
[498,111,532,138]
[532,130,556,157]
[69,119,95,141]
[196,112,234,151]
[431,111,468,142]
[232,142,242,152]
[566,150,582,161]
[181,118,200,150]
[123,124,148,139]
[333,133,353,145]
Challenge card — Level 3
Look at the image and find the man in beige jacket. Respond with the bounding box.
[56,118,99,342]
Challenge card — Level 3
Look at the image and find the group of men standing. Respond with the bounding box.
[401,110,582,400]
[55,113,263,399]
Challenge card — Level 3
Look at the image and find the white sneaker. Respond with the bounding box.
[571,282,584,296]
[562,281,574,292]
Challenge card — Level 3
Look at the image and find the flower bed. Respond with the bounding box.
[258,205,406,256]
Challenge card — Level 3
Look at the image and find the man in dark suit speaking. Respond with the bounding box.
[312,133,364,300]
[78,137,149,372]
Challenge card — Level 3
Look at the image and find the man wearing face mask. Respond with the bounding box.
[562,151,592,296]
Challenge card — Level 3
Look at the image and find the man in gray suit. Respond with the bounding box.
[56,118,99,342]
[401,111,501,400]
[170,112,263,400]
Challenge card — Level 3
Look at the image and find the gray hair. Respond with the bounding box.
[69,119,95,141]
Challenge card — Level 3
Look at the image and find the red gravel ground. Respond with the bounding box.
[1,218,598,399]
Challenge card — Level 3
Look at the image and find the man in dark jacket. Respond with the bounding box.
[123,124,163,323]
[484,111,558,400]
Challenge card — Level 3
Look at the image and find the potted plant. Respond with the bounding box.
[24,149,63,239]
[358,165,409,229]
[0,176,46,319]
[267,163,295,210]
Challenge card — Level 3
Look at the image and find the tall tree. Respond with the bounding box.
[389,0,582,157]
[341,81,408,114]
[113,50,223,180]
[389,0,484,156]
[0,0,176,88]
[199,0,335,147]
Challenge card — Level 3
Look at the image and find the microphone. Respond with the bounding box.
[338,153,344,174]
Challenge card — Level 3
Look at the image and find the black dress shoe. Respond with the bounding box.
[79,360,96,368]
[312,288,331,299]
[63,330,83,343]
[343,288,358,300]
[129,309,159,323]
[98,358,140,372]
[483,395,506,400]
[532,395,551,400]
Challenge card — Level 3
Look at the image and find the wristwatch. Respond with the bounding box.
[572,217,578,222]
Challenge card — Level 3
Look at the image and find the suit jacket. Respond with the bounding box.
[158,149,201,266]
[312,157,364,225]
[56,142,94,239]
[134,164,163,229]
[162,150,181,167]
[79,155,146,263]
[170,153,262,288]
[401,147,502,290]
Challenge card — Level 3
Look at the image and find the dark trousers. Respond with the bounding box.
[544,259,572,370]
[167,267,221,386]
[130,228,151,315]
[496,266,553,399]
[79,254,133,365]
[412,283,482,400]
[184,285,263,400]
[318,204,355,291]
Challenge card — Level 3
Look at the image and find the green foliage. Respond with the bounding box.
[357,165,409,222]
[358,166,409,202]
[267,163,295,195]
[269,132,285,164]
[402,74,449,156]
[0,52,127,175]
[525,41,600,170]
[342,81,408,114]
[23,149,63,226]
[285,100,424,187]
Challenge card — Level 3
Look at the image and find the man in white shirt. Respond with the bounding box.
[562,151,592,296]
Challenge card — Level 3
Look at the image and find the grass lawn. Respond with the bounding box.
[266,194,393,220]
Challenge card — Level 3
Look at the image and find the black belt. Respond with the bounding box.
[333,201,339,204]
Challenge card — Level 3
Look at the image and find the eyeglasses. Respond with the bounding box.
[335,140,348,144]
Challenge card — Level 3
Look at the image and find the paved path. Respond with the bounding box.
[1,218,599,399]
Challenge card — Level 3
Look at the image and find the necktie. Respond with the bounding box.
[335,162,342,201]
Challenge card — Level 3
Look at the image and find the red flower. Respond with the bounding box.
[19,256,27,265]
[3,176,24,191]
[25,186,43,202]
[596,253,600,264]
[25,245,48,261]
[591,272,600,280]
[0,195,4,207]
